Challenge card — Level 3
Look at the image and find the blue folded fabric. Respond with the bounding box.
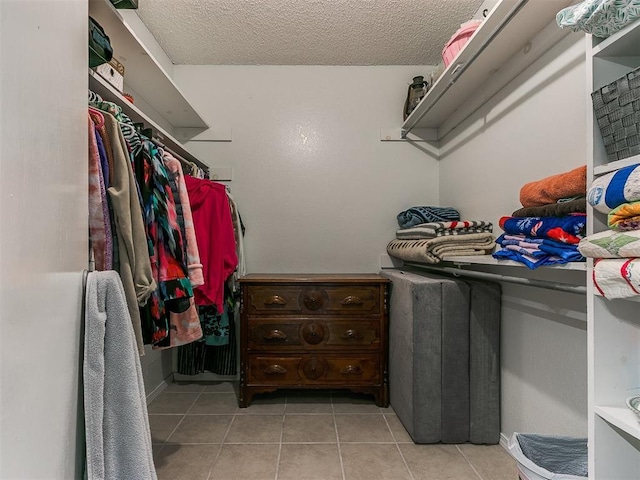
[397,206,460,229]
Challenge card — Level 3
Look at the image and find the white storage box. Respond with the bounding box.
[95,58,124,93]
[508,433,587,480]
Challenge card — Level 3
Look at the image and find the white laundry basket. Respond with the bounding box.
[508,433,588,480]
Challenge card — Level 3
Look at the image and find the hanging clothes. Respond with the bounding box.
[99,111,156,354]
[185,176,238,312]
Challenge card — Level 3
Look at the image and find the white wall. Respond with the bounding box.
[0,1,88,478]
[174,65,440,274]
[439,33,588,438]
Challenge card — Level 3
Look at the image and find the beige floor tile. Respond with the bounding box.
[278,444,343,480]
[225,415,284,443]
[335,414,394,443]
[167,415,233,444]
[332,392,382,414]
[341,443,411,480]
[201,381,237,393]
[384,414,413,443]
[187,393,239,414]
[149,414,184,443]
[457,444,517,480]
[148,392,200,414]
[211,444,280,480]
[285,391,333,414]
[154,444,220,480]
[164,382,205,393]
[399,444,482,480]
[282,414,338,443]
[238,394,286,414]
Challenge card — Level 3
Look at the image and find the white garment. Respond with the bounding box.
[83,271,157,480]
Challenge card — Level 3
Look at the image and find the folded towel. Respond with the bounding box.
[395,220,493,239]
[588,163,640,213]
[608,201,640,230]
[397,206,460,229]
[520,166,587,208]
[593,258,640,299]
[511,197,586,218]
[387,233,495,264]
[499,214,586,244]
[578,229,640,258]
[84,271,157,480]
[493,233,583,269]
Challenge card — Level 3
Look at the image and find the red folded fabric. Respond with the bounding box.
[519,165,587,208]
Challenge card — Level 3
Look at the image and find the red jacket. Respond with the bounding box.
[185,176,238,311]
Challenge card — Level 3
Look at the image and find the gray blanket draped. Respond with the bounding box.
[84,271,157,480]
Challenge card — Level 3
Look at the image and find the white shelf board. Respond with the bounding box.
[401,0,573,140]
[442,255,587,270]
[594,154,640,176]
[89,69,209,171]
[89,0,208,129]
[592,19,640,58]
[595,405,640,441]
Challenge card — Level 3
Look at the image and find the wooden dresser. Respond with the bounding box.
[238,274,390,407]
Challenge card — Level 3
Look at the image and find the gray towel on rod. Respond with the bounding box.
[83,271,157,480]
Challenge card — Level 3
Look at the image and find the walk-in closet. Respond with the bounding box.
[2,0,640,479]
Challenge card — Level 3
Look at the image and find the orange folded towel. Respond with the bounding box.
[519,165,587,208]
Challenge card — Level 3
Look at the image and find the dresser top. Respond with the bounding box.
[239,273,390,284]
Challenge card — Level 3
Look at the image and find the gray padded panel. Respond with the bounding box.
[380,270,470,444]
[466,279,501,444]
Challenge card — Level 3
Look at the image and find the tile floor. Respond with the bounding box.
[149,382,517,480]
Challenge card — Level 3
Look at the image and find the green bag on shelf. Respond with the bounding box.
[89,16,113,68]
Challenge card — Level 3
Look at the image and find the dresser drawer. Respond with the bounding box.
[246,354,380,385]
[248,319,381,350]
[246,285,381,315]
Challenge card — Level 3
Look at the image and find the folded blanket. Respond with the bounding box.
[395,220,493,239]
[608,201,640,230]
[397,206,460,229]
[387,233,495,264]
[588,163,640,214]
[520,165,587,208]
[493,233,584,269]
[499,214,586,244]
[578,229,640,258]
[593,258,640,299]
[511,197,586,218]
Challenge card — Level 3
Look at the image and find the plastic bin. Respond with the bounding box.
[508,433,588,480]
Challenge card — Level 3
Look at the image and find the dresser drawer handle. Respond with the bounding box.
[340,365,363,376]
[341,295,363,305]
[264,295,287,306]
[264,364,287,375]
[264,329,288,341]
[341,329,363,340]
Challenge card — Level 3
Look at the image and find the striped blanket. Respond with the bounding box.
[493,234,584,269]
[396,221,493,240]
[387,233,495,264]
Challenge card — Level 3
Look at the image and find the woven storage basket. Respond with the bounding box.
[592,65,640,162]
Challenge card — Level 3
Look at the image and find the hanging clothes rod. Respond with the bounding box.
[403,262,586,295]
[401,0,528,138]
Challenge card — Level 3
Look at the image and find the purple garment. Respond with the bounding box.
[95,128,110,188]
[95,127,113,270]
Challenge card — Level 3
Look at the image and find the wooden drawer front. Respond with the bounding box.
[247,319,380,350]
[247,287,304,314]
[324,286,380,314]
[247,354,380,385]
[246,285,381,315]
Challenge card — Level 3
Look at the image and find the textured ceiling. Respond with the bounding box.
[136,0,485,65]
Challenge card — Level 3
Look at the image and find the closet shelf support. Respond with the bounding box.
[403,262,586,295]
